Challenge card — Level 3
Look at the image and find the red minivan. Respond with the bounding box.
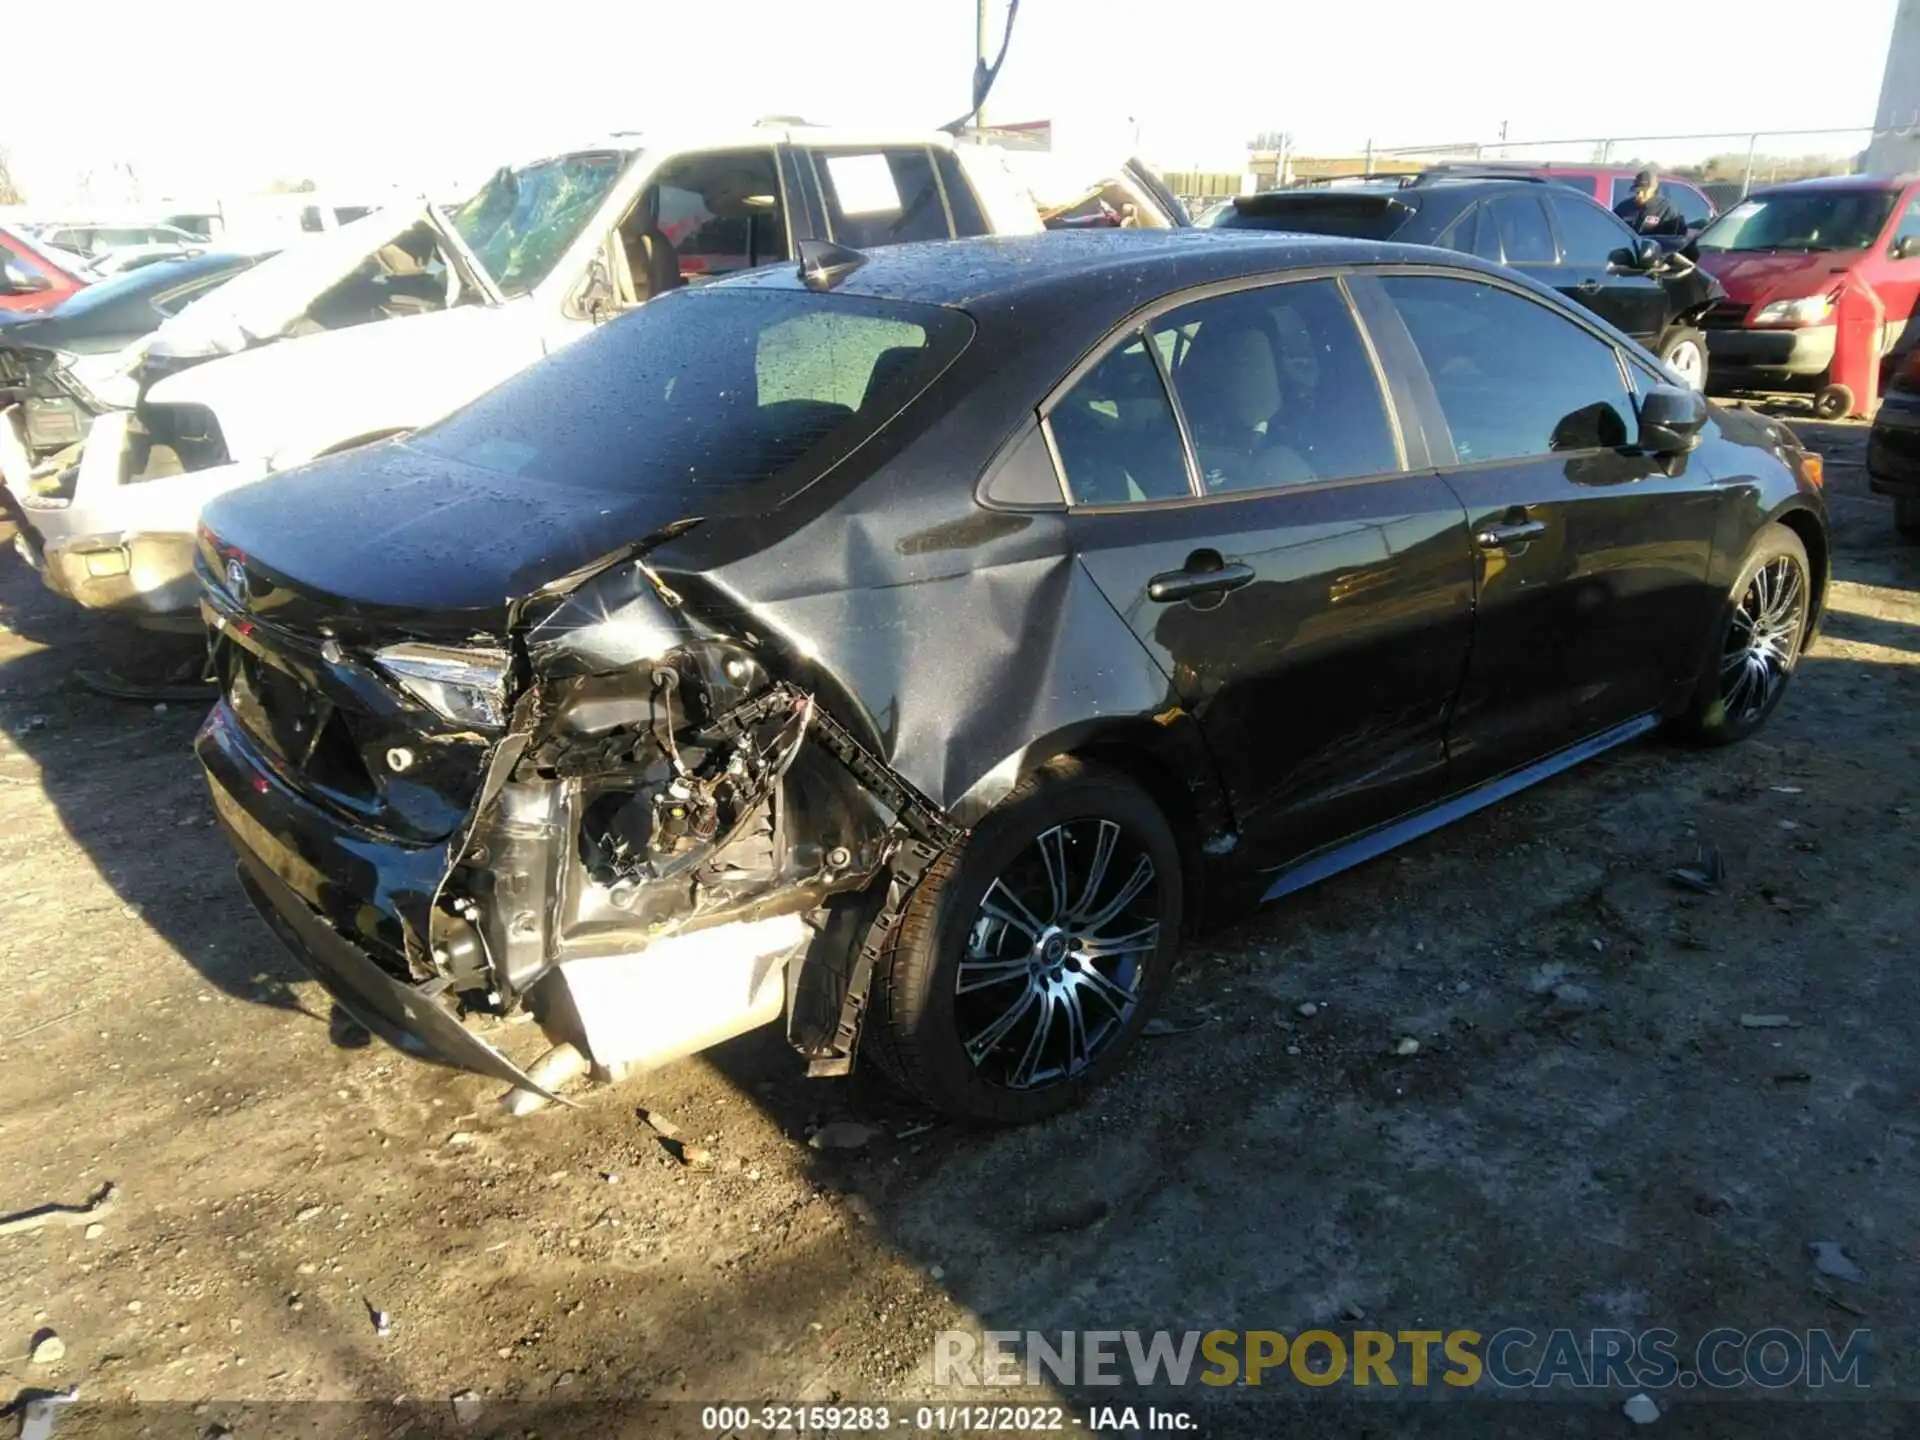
[0,224,87,312]
[1693,174,1920,418]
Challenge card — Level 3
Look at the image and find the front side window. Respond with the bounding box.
[817,148,952,248]
[1490,195,1555,265]
[1549,192,1637,263]
[1697,190,1897,253]
[1151,280,1398,491]
[1889,197,1920,256]
[646,150,788,282]
[1381,275,1635,463]
[411,290,970,496]
[1048,337,1192,505]
[448,151,628,297]
[1668,184,1714,228]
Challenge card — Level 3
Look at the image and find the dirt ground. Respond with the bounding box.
[1,419,1917,1439]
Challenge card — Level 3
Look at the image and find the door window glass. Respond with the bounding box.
[648,150,788,280]
[1889,197,1920,256]
[1490,195,1555,264]
[1667,183,1714,228]
[1151,279,1398,491]
[1549,192,1637,263]
[1048,336,1192,505]
[1382,275,1635,462]
[818,148,952,247]
[934,150,991,237]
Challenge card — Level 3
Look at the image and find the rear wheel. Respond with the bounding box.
[1677,523,1811,745]
[865,758,1182,1124]
[1658,327,1708,391]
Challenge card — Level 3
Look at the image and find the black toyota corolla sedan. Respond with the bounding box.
[192,230,1828,1124]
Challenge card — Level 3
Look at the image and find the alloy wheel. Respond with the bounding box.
[955,818,1161,1091]
[1666,339,1706,390]
[1719,554,1807,726]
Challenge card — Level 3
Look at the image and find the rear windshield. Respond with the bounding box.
[1207,197,1411,242]
[411,288,972,495]
[1697,191,1896,253]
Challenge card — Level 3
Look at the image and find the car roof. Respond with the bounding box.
[498,124,965,172]
[717,229,1506,310]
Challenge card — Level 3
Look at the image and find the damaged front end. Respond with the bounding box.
[199,537,962,1100]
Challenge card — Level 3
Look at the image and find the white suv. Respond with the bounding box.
[3,125,1075,623]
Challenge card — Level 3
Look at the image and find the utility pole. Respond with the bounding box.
[976,0,991,131]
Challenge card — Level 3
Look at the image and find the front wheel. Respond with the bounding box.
[1677,523,1812,745]
[1813,383,1854,421]
[865,758,1183,1124]
[1658,327,1709,391]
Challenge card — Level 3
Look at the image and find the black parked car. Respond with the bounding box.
[0,250,265,460]
[1208,177,1723,390]
[193,231,1827,1123]
[1866,350,1920,540]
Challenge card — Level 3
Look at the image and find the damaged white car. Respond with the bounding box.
[2,124,1066,624]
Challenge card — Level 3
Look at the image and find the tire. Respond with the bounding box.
[865,757,1183,1124]
[1657,327,1709,391]
[1813,383,1854,420]
[1676,522,1812,745]
[1895,495,1920,541]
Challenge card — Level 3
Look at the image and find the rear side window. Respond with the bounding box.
[1048,337,1192,505]
[1382,275,1634,463]
[934,150,991,238]
[1210,197,1412,241]
[1150,279,1398,491]
[1489,195,1555,264]
[1549,192,1636,263]
[817,149,952,247]
[411,289,971,496]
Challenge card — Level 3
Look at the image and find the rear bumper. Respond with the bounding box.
[1868,390,1920,497]
[1704,324,1836,385]
[39,529,203,624]
[196,700,555,1092]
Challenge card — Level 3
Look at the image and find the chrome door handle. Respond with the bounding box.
[1475,520,1548,550]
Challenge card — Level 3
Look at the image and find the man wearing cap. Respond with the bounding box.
[1614,168,1685,236]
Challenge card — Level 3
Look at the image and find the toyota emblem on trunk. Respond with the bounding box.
[225,558,250,607]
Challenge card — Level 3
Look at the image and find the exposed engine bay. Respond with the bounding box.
[392,602,964,1095]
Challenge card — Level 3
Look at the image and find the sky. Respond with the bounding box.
[5,0,1903,207]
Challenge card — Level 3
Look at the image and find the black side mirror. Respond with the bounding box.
[1638,384,1708,455]
[1609,239,1663,272]
[1893,234,1920,261]
[0,262,52,296]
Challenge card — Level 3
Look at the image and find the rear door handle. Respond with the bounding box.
[1575,279,1603,295]
[1474,519,1548,550]
[1148,561,1255,603]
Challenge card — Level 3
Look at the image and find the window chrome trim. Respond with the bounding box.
[1141,324,1206,499]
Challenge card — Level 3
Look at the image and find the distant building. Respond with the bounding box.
[1866,0,1920,173]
